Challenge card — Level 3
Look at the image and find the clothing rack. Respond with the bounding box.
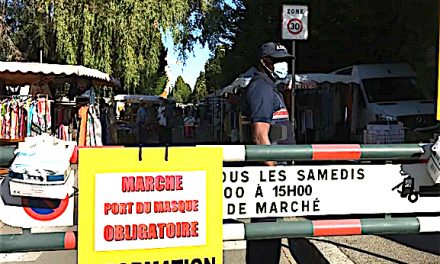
[0,94,31,99]
[54,101,77,106]
[0,95,52,141]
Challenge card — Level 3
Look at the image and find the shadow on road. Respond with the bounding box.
[382,234,440,255]
[309,238,408,264]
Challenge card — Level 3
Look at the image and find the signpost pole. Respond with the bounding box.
[291,41,296,138]
[282,4,308,142]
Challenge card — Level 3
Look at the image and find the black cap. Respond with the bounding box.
[259,42,295,60]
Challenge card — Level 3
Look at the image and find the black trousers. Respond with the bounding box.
[225,161,284,264]
[246,217,281,264]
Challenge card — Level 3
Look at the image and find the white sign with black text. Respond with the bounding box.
[223,164,439,218]
[282,5,308,40]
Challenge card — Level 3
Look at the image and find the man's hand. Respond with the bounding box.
[252,122,276,166]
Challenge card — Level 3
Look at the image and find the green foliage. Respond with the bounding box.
[0,22,23,60]
[137,45,168,95]
[171,0,244,61]
[3,0,436,97]
[153,74,169,96]
[204,45,226,94]
[211,0,283,87]
[52,0,167,93]
[192,71,207,100]
[216,0,438,89]
[173,75,191,103]
[0,0,243,93]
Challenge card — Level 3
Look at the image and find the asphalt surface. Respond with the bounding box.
[383,234,440,255]
[300,235,440,264]
[0,240,297,264]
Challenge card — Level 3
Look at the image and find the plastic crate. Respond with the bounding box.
[363,123,405,144]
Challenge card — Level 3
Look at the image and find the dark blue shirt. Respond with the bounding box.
[246,71,286,123]
[245,71,295,144]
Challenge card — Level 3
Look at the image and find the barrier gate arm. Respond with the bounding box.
[0,143,428,166]
[1,216,440,253]
[201,144,427,162]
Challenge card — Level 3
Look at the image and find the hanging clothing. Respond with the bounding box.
[77,104,103,147]
[78,106,89,147]
[53,105,79,142]
[0,96,51,140]
[87,106,102,146]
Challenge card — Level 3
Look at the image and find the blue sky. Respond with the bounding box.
[162,0,236,90]
[162,32,211,90]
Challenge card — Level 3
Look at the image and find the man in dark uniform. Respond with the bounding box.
[245,42,295,264]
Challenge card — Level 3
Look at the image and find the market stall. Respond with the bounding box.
[0,61,120,147]
[0,61,120,229]
[113,94,169,144]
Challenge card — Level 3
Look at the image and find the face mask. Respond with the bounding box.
[272,62,288,80]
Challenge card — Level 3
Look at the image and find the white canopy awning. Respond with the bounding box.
[0,61,120,87]
[220,67,259,95]
[220,69,360,95]
[295,73,359,85]
[114,94,165,103]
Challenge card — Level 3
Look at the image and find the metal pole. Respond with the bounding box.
[2,217,437,252]
[220,98,223,142]
[0,143,427,165]
[0,230,76,253]
[244,217,423,240]
[244,144,425,161]
[291,41,296,138]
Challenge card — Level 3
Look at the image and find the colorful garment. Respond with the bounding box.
[78,106,89,147]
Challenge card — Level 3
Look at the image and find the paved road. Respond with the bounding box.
[0,241,297,264]
[383,234,440,255]
[289,235,440,264]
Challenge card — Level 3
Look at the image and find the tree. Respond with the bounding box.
[195,0,245,51]
[218,0,438,89]
[153,74,169,96]
[0,21,23,61]
[215,0,289,87]
[0,0,243,93]
[52,0,189,93]
[192,71,208,100]
[173,76,191,103]
[142,45,168,95]
[204,45,226,94]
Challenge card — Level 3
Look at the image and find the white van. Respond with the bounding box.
[295,63,438,143]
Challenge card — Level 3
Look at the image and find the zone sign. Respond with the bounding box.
[282,5,308,40]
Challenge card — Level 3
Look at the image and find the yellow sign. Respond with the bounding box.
[78,147,223,264]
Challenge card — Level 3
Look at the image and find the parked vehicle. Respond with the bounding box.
[295,63,437,143]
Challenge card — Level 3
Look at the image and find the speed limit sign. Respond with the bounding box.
[287,18,303,35]
[282,5,308,40]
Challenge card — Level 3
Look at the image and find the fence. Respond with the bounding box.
[0,143,438,253]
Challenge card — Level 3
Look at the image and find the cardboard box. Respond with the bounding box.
[9,170,74,199]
